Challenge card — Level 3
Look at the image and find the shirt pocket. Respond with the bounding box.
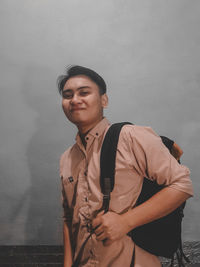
[62,174,78,208]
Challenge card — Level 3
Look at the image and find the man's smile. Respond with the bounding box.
[70,107,85,112]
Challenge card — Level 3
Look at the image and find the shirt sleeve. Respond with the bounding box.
[122,125,193,196]
[60,153,72,224]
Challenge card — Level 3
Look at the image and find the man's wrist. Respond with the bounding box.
[120,211,135,234]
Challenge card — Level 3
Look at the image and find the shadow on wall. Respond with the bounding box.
[21,65,64,244]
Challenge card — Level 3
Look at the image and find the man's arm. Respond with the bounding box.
[92,187,190,246]
[63,222,73,267]
[92,126,193,245]
[60,152,74,267]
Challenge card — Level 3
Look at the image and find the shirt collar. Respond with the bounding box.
[75,117,110,145]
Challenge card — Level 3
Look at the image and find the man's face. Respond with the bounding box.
[62,75,108,132]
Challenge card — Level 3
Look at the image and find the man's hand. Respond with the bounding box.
[92,211,129,246]
[63,222,73,267]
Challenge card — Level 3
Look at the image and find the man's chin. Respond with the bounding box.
[68,117,86,126]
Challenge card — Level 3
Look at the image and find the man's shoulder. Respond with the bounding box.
[119,123,157,138]
[115,123,161,150]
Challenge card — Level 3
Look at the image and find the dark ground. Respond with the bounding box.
[0,242,199,267]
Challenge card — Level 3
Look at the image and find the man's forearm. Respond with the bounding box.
[122,187,191,232]
[63,222,73,267]
[92,187,191,246]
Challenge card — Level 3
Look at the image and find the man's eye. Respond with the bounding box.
[62,92,73,99]
[80,91,89,96]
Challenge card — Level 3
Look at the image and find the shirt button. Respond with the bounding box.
[86,137,89,141]
[96,133,98,136]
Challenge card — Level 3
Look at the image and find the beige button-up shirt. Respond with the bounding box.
[60,118,193,267]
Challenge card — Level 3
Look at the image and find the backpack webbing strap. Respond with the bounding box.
[100,122,132,212]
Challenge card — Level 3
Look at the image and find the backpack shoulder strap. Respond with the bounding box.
[160,136,174,153]
[100,123,179,213]
[100,122,132,212]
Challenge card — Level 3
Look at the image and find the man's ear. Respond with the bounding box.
[101,93,108,108]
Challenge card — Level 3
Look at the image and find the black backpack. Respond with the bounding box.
[100,122,189,266]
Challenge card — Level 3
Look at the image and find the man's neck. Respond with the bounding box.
[77,117,104,148]
[79,131,89,148]
[77,117,103,135]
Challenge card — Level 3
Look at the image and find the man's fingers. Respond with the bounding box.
[92,217,101,229]
[96,232,107,241]
[97,210,105,217]
[94,225,103,235]
[92,210,104,228]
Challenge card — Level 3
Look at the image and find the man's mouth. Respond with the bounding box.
[71,108,85,112]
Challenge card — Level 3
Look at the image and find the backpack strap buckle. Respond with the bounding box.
[102,193,110,213]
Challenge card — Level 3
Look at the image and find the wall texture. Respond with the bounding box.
[0,0,199,245]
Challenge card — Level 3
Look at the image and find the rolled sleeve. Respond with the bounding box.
[61,177,72,224]
[166,157,193,196]
[60,152,73,224]
[124,125,193,196]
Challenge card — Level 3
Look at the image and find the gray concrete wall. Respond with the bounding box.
[0,0,199,245]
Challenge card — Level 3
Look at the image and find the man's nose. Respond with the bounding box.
[70,94,81,104]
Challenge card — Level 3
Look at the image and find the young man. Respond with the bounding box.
[58,65,193,267]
